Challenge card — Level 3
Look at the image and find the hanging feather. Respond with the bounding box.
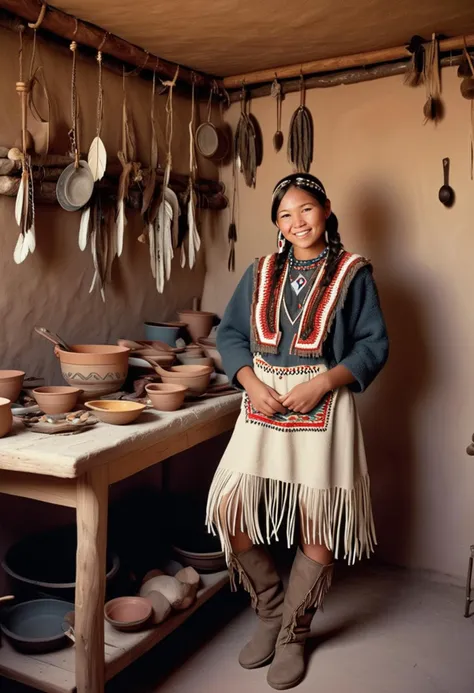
[149,222,156,279]
[288,76,313,173]
[25,167,36,253]
[423,34,443,123]
[404,35,426,87]
[235,88,258,188]
[15,174,24,226]
[88,136,107,182]
[13,232,29,264]
[116,153,132,257]
[187,184,199,269]
[116,198,127,258]
[78,205,91,251]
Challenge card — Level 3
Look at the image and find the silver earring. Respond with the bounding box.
[277,230,286,254]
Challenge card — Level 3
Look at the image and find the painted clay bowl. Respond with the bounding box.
[145,383,187,412]
[85,400,145,425]
[55,345,129,398]
[32,386,81,415]
[0,370,25,403]
[104,596,152,632]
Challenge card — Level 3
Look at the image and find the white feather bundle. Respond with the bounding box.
[79,206,91,251]
[26,227,36,253]
[15,176,24,227]
[88,136,107,182]
[148,223,156,279]
[116,199,126,257]
[13,233,29,264]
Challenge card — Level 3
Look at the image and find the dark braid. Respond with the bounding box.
[301,212,343,340]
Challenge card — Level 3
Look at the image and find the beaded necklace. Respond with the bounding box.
[288,245,328,270]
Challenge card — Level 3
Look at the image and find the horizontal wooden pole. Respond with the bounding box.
[0,0,222,91]
[0,175,228,209]
[224,33,474,89]
[229,53,469,101]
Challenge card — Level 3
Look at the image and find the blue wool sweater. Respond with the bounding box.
[217,261,389,393]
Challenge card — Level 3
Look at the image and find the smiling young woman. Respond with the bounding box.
[206,172,389,690]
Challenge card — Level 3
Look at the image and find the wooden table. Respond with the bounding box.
[0,394,241,693]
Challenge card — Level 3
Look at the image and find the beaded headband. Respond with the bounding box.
[272,176,326,201]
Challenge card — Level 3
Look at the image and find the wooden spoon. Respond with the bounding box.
[438,158,455,207]
[34,326,71,351]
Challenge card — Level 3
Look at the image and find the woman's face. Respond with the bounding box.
[276,186,331,258]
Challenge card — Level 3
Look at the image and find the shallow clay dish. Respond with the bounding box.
[104,596,152,632]
[85,400,145,425]
[0,370,25,403]
[32,386,81,415]
[145,383,187,412]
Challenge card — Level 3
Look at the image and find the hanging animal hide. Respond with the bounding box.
[287,106,313,173]
[235,101,257,188]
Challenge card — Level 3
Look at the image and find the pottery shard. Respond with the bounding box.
[144,590,172,624]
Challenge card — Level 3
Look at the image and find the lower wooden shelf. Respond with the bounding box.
[0,570,229,693]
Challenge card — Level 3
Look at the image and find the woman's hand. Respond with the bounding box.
[280,374,331,414]
[246,379,287,417]
[236,365,287,417]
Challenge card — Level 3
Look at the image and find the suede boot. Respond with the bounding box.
[230,545,284,669]
[267,548,333,690]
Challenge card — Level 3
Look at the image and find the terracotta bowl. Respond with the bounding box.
[0,370,25,403]
[104,596,152,632]
[172,545,226,573]
[159,365,213,395]
[177,355,214,368]
[177,311,215,343]
[0,397,13,438]
[85,400,145,425]
[55,346,129,398]
[32,386,81,415]
[184,344,204,355]
[145,383,187,412]
[144,322,184,347]
[197,338,224,372]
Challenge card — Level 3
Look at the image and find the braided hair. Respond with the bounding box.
[269,174,343,337]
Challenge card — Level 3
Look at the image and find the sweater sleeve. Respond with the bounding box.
[216,263,255,387]
[337,266,389,393]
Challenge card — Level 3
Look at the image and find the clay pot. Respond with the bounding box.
[85,400,145,425]
[158,365,213,395]
[104,596,152,632]
[55,345,129,398]
[32,386,81,415]
[177,355,214,367]
[0,397,13,438]
[145,383,187,412]
[197,338,224,372]
[0,371,25,403]
[177,311,215,342]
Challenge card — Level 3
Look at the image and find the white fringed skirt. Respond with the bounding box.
[206,356,376,565]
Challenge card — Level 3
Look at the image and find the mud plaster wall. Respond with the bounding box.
[202,68,474,583]
[0,27,224,592]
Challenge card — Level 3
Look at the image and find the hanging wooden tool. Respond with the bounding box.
[423,34,443,122]
[141,68,159,218]
[13,25,35,264]
[183,77,200,269]
[234,86,257,187]
[271,76,284,152]
[115,67,134,257]
[288,74,313,173]
[227,154,238,272]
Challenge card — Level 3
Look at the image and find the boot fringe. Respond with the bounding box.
[206,470,376,566]
[228,553,258,609]
[284,562,334,644]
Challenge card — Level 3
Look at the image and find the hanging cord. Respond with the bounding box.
[69,40,79,167]
[463,37,474,179]
[96,49,103,137]
[189,76,196,179]
[162,65,180,176]
[16,25,28,159]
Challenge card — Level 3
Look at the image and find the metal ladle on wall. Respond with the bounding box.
[438,157,455,207]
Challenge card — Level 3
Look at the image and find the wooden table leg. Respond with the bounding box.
[75,466,109,693]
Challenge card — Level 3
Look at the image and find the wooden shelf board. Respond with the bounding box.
[0,570,229,693]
